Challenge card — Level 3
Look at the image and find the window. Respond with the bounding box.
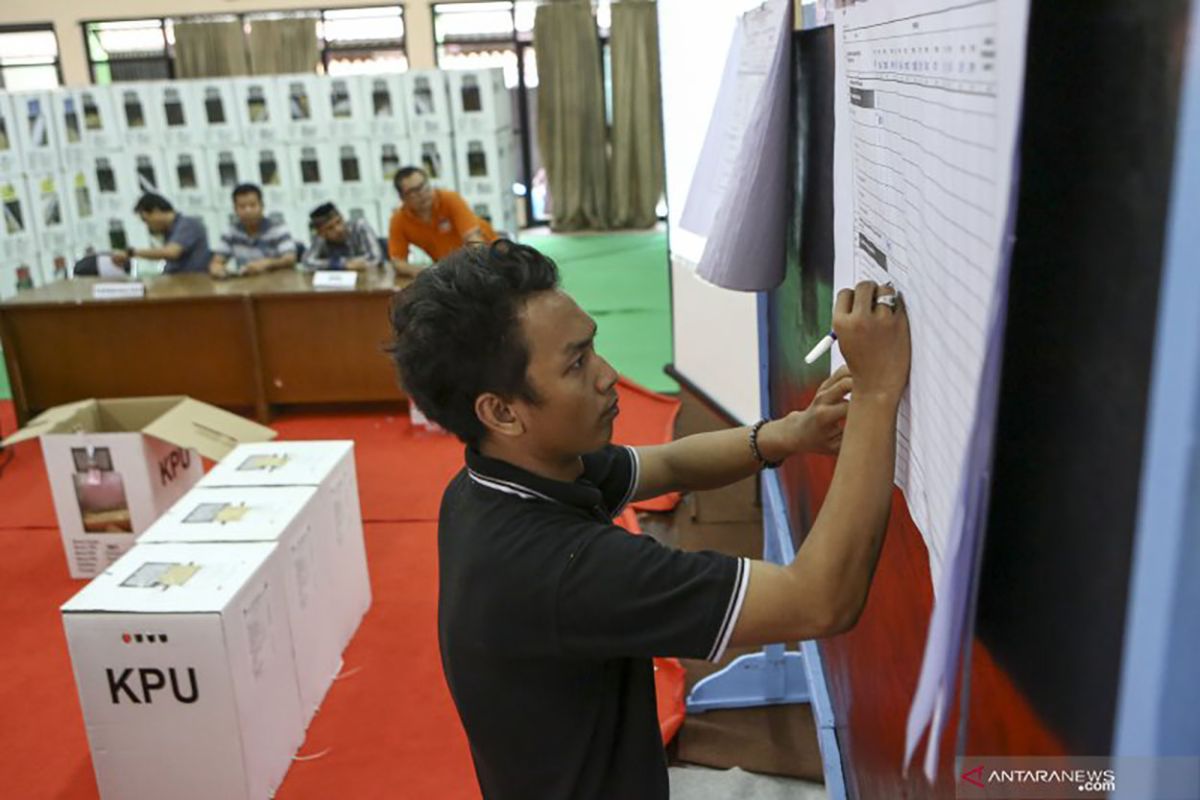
[0,24,63,90]
[84,19,172,84]
[319,6,407,75]
[85,6,406,84]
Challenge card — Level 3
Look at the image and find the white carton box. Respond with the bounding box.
[199,441,371,649]
[125,148,170,199]
[412,134,458,191]
[233,77,286,147]
[0,253,40,300]
[113,83,161,148]
[152,82,201,147]
[362,74,408,142]
[1,397,277,579]
[188,79,241,147]
[331,140,372,204]
[31,244,76,285]
[464,190,521,239]
[206,146,253,198]
[248,144,292,209]
[0,174,37,265]
[77,86,122,150]
[0,93,22,177]
[448,68,513,134]
[336,197,383,239]
[142,486,342,726]
[51,91,90,170]
[63,163,102,232]
[279,74,329,143]
[369,138,412,191]
[403,70,453,137]
[61,541,305,800]
[10,91,60,173]
[99,213,149,255]
[455,132,516,197]
[318,75,368,141]
[288,143,335,206]
[28,171,73,253]
[164,148,213,213]
[88,151,137,216]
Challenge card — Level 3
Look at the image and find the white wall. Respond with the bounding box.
[0,0,471,87]
[658,0,764,424]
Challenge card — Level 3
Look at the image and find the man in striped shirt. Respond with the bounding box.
[208,183,297,279]
[302,202,385,272]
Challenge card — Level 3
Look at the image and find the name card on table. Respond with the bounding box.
[92,282,146,300]
[313,271,358,290]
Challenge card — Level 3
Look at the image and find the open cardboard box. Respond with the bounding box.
[3,396,276,578]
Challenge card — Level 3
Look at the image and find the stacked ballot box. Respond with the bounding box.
[0,69,519,288]
[60,439,371,799]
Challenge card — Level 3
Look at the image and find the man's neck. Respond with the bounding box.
[479,438,584,484]
[244,218,262,235]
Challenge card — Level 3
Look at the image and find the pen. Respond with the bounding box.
[804,331,837,364]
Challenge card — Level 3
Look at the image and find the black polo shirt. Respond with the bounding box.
[438,444,750,800]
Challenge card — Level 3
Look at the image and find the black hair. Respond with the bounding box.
[309,202,339,226]
[133,193,173,214]
[388,239,560,446]
[232,183,263,203]
[393,165,427,195]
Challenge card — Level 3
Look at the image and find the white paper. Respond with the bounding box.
[312,270,358,290]
[832,0,1030,780]
[92,281,146,300]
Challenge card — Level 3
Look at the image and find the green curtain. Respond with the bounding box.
[173,21,250,78]
[534,1,610,231]
[248,18,320,76]
[608,1,665,229]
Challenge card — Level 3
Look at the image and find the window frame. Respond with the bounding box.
[0,22,65,90]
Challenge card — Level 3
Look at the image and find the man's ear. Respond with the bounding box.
[476,392,526,439]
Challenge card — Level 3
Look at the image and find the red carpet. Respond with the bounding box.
[0,378,681,798]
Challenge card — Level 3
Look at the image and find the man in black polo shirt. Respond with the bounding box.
[388,241,910,799]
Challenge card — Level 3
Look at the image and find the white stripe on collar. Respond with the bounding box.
[467,469,557,503]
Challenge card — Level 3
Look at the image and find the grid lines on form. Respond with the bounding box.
[842,0,1001,569]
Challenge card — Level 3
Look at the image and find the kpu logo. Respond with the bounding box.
[107,667,199,704]
[158,448,192,486]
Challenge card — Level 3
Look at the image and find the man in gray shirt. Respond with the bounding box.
[302,202,384,272]
[113,193,211,275]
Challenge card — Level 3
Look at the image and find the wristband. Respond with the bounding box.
[750,419,782,469]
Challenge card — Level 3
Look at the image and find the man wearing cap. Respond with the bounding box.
[302,202,385,272]
[388,166,497,277]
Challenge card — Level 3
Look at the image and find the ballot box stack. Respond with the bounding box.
[0,70,521,288]
[59,438,372,800]
[447,69,520,238]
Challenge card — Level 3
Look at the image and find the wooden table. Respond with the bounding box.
[0,270,411,425]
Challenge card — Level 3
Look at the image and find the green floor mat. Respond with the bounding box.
[524,230,676,392]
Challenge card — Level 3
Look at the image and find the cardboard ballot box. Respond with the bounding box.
[62,541,305,800]
[1,397,277,579]
[199,441,370,650]
[142,485,342,727]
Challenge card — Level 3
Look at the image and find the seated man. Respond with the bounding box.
[387,166,497,276]
[388,240,910,799]
[113,193,210,275]
[208,183,297,279]
[302,202,385,272]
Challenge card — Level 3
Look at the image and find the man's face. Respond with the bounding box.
[138,209,171,234]
[317,213,347,243]
[507,290,620,458]
[233,193,264,227]
[398,172,434,215]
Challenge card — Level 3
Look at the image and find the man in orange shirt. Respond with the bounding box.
[388,166,498,277]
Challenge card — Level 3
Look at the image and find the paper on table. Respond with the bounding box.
[831,0,1030,780]
[679,0,793,291]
